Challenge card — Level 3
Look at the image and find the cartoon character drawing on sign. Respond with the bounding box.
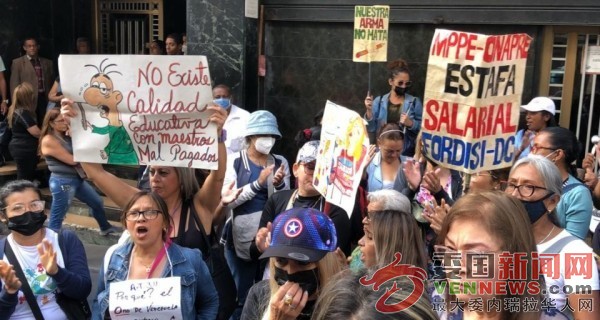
[78,58,138,165]
[330,116,367,200]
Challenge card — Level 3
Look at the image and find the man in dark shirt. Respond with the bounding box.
[251,141,352,262]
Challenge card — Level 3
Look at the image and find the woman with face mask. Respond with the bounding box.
[507,156,599,319]
[530,127,593,240]
[241,208,343,320]
[0,180,92,320]
[364,59,423,157]
[222,110,291,318]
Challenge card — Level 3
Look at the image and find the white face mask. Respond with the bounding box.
[254,137,276,155]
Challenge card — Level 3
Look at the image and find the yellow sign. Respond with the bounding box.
[353,5,389,63]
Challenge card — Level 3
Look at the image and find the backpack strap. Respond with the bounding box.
[562,182,585,194]
[541,234,578,254]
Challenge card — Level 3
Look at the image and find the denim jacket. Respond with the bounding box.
[93,240,219,320]
[366,152,412,197]
[365,92,423,135]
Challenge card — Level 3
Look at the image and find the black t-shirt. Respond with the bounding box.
[9,109,38,152]
[249,189,352,260]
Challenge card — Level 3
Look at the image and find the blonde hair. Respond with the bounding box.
[259,252,344,320]
[437,191,543,320]
[371,210,428,269]
[8,82,36,129]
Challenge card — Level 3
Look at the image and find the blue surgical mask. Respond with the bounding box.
[520,193,553,223]
[213,98,231,109]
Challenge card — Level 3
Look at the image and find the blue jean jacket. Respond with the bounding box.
[93,240,219,320]
[365,92,423,135]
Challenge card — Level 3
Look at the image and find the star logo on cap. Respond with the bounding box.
[283,218,303,238]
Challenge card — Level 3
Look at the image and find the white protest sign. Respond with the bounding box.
[59,55,217,169]
[109,277,182,320]
[313,101,370,216]
[422,29,532,173]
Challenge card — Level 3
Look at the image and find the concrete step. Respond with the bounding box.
[0,160,49,187]
[62,213,122,246]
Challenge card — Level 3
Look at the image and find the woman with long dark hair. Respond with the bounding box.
[364,59,423,156]
[39,107,115,234]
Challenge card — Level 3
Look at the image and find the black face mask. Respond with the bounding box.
[274,266,320,296]
[520,193,553,224]
[7,211,47,236]
[394,86,407,96]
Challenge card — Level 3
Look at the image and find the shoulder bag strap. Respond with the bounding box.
[562,182,584,194]
[4,241,45,320]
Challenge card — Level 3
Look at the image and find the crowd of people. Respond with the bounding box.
[0,37,598,320]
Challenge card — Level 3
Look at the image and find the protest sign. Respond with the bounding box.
[314,101,370,216]
[59,55,217,169]
[422,29,532,173]
[353,5,389,63]
[109,277,182,320]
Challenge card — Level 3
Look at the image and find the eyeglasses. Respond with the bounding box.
[125,209,162,221]
[530,145,556,153]
[396,81,412,87]
[300,161,316,174]
[4,200,45,215]
[505,183,548,197]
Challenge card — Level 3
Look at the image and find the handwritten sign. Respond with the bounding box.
[109,277,182,320]
[58,55,217,169]
[353,5,389,63]
[422,29,532,173]
[314,101,370,216]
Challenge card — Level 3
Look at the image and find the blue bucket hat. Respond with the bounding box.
[260,208,337,262]
[245,110,281,138]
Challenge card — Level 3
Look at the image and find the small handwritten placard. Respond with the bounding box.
[109,277,182,320]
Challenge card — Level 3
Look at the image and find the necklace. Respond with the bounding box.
[141,262,151,274]
[537,225,555,244]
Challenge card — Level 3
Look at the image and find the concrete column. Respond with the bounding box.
[187,0,258,109]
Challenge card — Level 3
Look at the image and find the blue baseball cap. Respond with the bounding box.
[260,208,337,263]
[245,110,281,138]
